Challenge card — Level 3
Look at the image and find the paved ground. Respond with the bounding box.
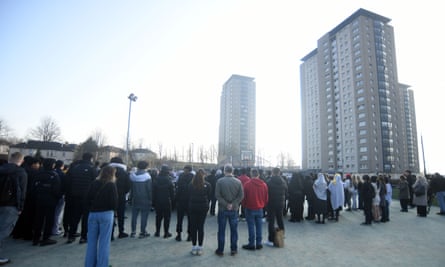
[2,202,445,267]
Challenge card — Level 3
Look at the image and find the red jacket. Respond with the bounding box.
[242,178,268,210]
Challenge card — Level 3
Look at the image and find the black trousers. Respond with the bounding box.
[189,208,208,246]
[364,200,373,223]
[33,203,56,242]
[155,206,171,234]
[66,196,88,239]
[267,205,284,242]
[176,203,189,234]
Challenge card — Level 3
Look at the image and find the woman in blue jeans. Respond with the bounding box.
[85,165,118,267]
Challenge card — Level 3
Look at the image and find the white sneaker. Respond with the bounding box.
[264,241,274,247]
[197,247,203,256]
[190,247,198,256]
[0,258,10,264]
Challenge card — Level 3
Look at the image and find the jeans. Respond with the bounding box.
[351,191,358,209]
[245,208,263,247]
[0,206,19,252]
[217,210,238,252]
[436,191,445,212]
[131,207,149,234]
[52,197,65,234]
[85,210,114,267]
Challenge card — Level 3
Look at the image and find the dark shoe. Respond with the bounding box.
[215,250,224,257]
[139,232,150,238]
[79,238,87,244]
[361,222,371,226]
[67,237,75,244]
[230,250,237,256]
[255,244,263,250]
[164,233,172,238]
[242,244,255,250]
[186,235,191,242]
[118,232,129,238]
[73,233,81,237]
[437,212,445,215]
[175,234,181,241]
[315,220,322,224]
[40,239,57,246]
[288,219,297,222]
[154,232,160,237]
[32,240,39,246]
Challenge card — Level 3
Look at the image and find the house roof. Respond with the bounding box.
[11,140,76,152]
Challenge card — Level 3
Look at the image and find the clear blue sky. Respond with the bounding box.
[1,0,444,173]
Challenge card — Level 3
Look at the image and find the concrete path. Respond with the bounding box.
[2,202,445,267]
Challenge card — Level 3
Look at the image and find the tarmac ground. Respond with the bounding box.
[2,201,445,267]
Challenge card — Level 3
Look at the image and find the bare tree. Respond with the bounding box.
[158,142,163,160]
[30,116,61,142]
[0,119,11,139]
[91,128,108,147]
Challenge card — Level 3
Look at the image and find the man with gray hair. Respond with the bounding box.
[214,164,244,257]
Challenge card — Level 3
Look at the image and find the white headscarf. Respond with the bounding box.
[313,173,327,200]
[328,173,345,209]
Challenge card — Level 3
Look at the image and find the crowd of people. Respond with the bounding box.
[1,151,445,266]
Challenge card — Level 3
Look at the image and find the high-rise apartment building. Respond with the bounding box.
[218,74,256,166]
[300,8,419,174]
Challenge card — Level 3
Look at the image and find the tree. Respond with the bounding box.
[30,116,61,142]
[0,118,11,139]
[91,129,108,147]
[74,137,99,161]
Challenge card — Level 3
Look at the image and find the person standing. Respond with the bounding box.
[65,153,98,244]
[108,157,131,239]
[152,165,175,238]
[328,173,344,222]
[175,165,193,242]
[188,169,212,256]
[399,175,410,212]
[0,152,27,265]
[412,176,429,217]
[84,165,118,267]
[214,164,244,256]
[52,160,65,236]
[405,170,416,208]
[361,175,374,225]
[241,168,268,250]
[381,176,392,222]
[129,161,152,238]
[264,167,287,247]
[205,169,218,216]
[313,173,328,224]
[31,158,61,246]
[288,172,304,222]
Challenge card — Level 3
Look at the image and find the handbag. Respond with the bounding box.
[273,228,284,248]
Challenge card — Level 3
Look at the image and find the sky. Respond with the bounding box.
[1,0,444,173]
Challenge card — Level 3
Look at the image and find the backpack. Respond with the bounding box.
[0,165,19,206]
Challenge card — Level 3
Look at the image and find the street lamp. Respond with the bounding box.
[126,93,137,165]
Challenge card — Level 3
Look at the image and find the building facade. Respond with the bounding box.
[9,140,76,165]
[218,74,256,167]
[300,8,419,174]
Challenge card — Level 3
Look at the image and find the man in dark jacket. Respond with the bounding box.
[0,152,27,265]
[265,167,288,247]
[65,153,97,244]
[205,169,219,216]
[175,165,193,241]
[152,165,175,238]
[109,157,131,239]
[361,175,374,225]
[31,158,61,246]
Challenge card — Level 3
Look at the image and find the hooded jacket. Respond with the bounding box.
[242,178,268,210]
[129,170,152,209]
[152,173,174,209]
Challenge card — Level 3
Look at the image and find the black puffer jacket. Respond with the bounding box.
[153,174,174,209]
[267,175,288,208]
[66,160,97,198]
[188,182,212,212]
